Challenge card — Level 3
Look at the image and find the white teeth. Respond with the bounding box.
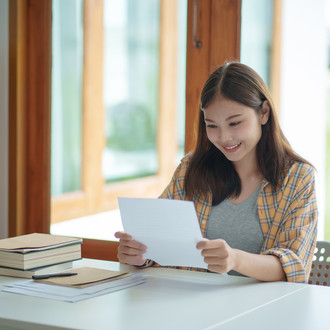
[225,143,240,150]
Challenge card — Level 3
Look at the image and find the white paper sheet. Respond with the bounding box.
[2,274,147,303]
[118,198,208,269]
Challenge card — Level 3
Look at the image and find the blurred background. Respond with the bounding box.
[48,0,330,242]
[1,0,328,247]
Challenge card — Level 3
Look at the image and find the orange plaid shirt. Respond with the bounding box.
[159,154,318,283]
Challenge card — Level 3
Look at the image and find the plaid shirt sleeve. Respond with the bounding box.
[159,156,188,200]
[259,162,318,283]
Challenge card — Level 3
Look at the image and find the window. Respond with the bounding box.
[9,0,243,259]
[240,0,274,86]
[103,0,160,183]
[50,0,187,238]
[240,0,281,110]
[51,0,83,197]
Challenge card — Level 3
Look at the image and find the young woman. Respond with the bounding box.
[115,62,318,283]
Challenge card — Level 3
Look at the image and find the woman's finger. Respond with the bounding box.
[115,231,132,240]
[120,239,147,251]
[118,245,147,256]
[115,231,147,250]
[118,254,146,266]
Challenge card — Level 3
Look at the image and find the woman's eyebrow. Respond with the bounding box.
[226,114,243,121]
[204,114,243,122]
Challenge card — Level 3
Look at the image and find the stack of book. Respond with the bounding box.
[0,233,83,278]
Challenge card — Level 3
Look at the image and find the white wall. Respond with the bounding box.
[0,0,9,239]
[280,0,328,239]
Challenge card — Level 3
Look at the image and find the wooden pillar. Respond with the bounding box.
[185,0,241,153]
[9,0,52,236]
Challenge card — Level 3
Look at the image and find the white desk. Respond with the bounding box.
[0,259,329,330]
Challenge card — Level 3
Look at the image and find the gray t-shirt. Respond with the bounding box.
[205,185,264,276]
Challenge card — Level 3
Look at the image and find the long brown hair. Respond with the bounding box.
[184,62,310,205]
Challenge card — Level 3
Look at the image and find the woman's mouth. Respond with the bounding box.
[223,143,241,152]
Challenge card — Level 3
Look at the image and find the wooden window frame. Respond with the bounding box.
[185,0,241,153]
[9,0,52,237]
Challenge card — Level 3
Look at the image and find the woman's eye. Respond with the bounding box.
[230,121,240,127]
[206,124,217,128]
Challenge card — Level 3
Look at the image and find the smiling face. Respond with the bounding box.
[203,95,269,170]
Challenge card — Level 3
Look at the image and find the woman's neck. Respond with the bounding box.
[233,155,261,182]
[229,166,262,205]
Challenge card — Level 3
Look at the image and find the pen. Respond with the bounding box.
[32,272,78,280]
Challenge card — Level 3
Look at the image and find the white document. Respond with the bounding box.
[118,198,208,269]
[2,274,147,303]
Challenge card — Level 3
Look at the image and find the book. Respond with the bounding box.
[0,261,74,279]
[0,233,83,270]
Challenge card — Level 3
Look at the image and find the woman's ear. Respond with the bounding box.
[260,100,270,125]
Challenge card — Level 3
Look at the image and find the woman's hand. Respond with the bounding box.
[197,238,286,281]
[196,239,237,274]
[115,231,147,266]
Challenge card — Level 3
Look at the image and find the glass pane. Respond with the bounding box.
[240,0,273,86]
[51,0,83,196]
[103,0,160,183]
[51,0,187,240]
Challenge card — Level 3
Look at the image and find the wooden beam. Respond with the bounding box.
[185,0,241,153]
[82,0,106,213]
[9,0,52,236]
[157,0,179,182]
[209,0,241,69]
[25,0,52,233]
[185,0,211,153]
[9,0,26,237]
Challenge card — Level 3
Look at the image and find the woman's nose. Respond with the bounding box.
[218,128,233,143]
